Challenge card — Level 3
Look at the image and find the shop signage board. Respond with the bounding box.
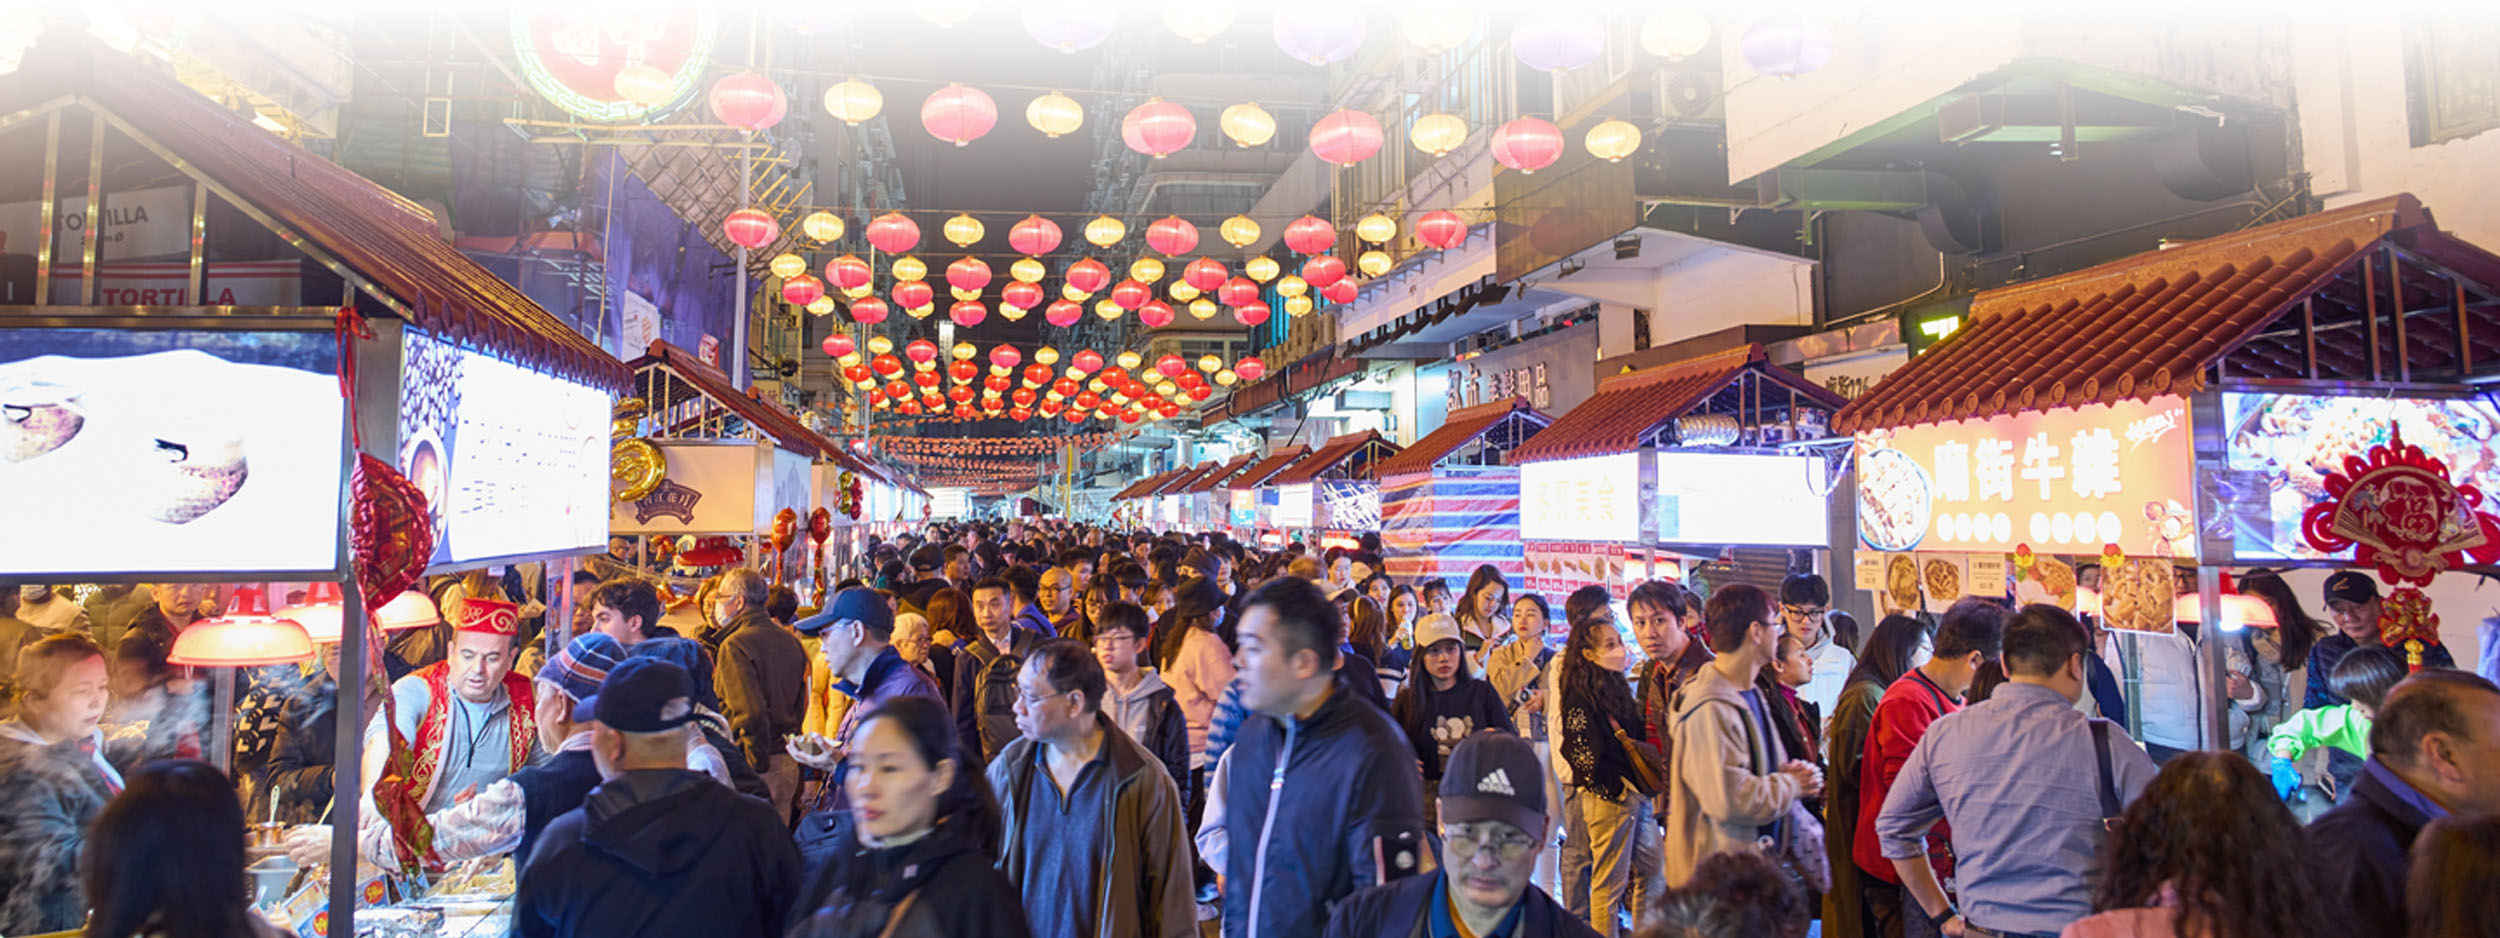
[1273,483,1315,528]
[2213,392,2500,563]
[619,290,662,355]
[1229,489,1256,527]
[608,440,772,535]
[931,487,972,519]
[1653,451,1828,547]
[400,329,610,567]
[0,328,345,575]
[1519,453,1640,543]
[1854,395,2196,559]
[0,185,196,261]
[510,7,719,124]
[1317,478,1381,531]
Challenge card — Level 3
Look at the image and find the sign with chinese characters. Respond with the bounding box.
[1520,453,1641,542]
[2300,425,2500,586]
[1524,540,1664,600]
[511,7,719,124]
[609,441,772,536]
[1854,395,2196,558]
[1447,362,1554,412]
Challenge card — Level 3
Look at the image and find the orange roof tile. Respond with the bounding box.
[1180,453,1260,494]
[1372,398,1552,477]
[1227,446,1311,491]
[1272,431,1401,485]
[1511,345,1842,463]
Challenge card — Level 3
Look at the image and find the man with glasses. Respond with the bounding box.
[1091,600,1191,801]
[1780,573,1854,728]
[1326,732,1601,938]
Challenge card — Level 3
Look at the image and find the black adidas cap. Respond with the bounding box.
[1438,732,1546,838]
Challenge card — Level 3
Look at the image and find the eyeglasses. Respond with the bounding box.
[1091,632,1140,647]
[1781,604,1826,621]
[1442,823,1539,861]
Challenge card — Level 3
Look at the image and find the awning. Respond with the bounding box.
[1180,453,1260,494]
[1511,344,1847,464]
[8,35,628,393]
[1372,397,1552,477]
[1272,430,1402,485]
[1227,446,1311,491]
[1835,194,2500,433]
[632,340,828,458]
[1147,462,1219,498]
[1111,470,1179,502]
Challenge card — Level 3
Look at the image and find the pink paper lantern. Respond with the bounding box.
[1299,254,1346,289]
[1121,99,1197,158]
[1137,299,1176,328]
[848,296,889,324]
[921,84,999,147]
[1145,216,1200,256]
[780,273,825,306]
[893,281,933,309]
[1309,108,1384,166]
[865,213,920,253]
[1155,354,1187,378]
[1218,276,1260,307]
[1235,356,1266,381]
[708,73,788,131]
[1492,117,1565,173]
[1321,278,1358,304]
[1000,280,1045,309]
[945,256,992,292]
[1182,257,1228,292]
[1045,299,1084,326]
[1415,210,1468,250]
[1283,215,1337,254]
[949,300,988,327]
[989,345,1023,368]
[822,334,855,358]
[722,209,780,250]
[1110,279,1153,309]
[1072,349,1105,373]
[826,253,874,289]
[905,339,940,364]
[1234,302,1271,327]
[1008,215,1063,255]
[1066,258,1112,293]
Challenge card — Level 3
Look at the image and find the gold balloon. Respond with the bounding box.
[1219,214,1261,247]
[1168,280,1202,301]
[611,437,665,503]
[1083,215,1126,247]
[1011,257,1048,283]
[942,213,985,247]
[770,252,809,279]
[801,211,845,242]
[1188,297,1219,319]
[1276,274,1309,297]
[1245,256,1280,282]
[1285,294,1314,316]
[806,296,838,315]
[1354,213,1398,243]
[1129,257,1166,283]
[1357,249,1393,277]
[1219,102,1276,147]
[892,255,927,281]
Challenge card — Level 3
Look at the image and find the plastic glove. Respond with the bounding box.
[283,825,335,868]
[2270,757,2302,802]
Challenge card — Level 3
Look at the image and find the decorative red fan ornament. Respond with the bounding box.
[2301,424,2500,670]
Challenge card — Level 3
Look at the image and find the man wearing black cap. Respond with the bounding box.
[1325,732,1599,938]
[788,589,943,870]
[513,657,800,938]
[2308,571,2455,710]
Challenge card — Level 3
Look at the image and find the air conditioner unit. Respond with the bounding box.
[1653,64,1722,123]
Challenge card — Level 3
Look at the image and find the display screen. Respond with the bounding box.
[2218,392,2500,561]
[1272,483,1315,528]
[931,487,971,519]
[1654,452,1829,547]
[0,328,344,575]
[399,330,609,567]
[1519,453,1639,542]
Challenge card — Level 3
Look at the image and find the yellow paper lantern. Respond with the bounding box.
[999,303,1029,321]
[1156,380,1180,397]
[1285,294,1315,316]
[1402,8,1477,54]
[1640,9,1713,61]
[1084,215,1126,247]
[1163,2,1235,42]
[1354,213,1397,243]
[823,78,884,125]
[1218,102,1276,148]
[839,352,864,368]
[1245,256,1280,282]
[1585,119,1642,162]
[1197,354,1223,373]
[1188,297,1219,319]
[1216,368,1238,386]
[1116,350,1143,369]
[942,213,986,247]
[1358,249,1393,277]
[892,256,927,281]
[1036,346,1061,365]
[844,283,874,299]
[1088,378,1110,394]
[951,286,982,302]
[1065,367,1086,381]
[1168,280,1202,302]
[1061,284,1092,302]
[801,211,845,242]
[906,304,934,319]
[1276,274,1309,297]
[1010,257,1048,283]
[806,296,838,316]
[868,336,895,354]
[613,65,673,107]
[1219,214,1262,248]
[951,341,978,360]
[1129,257,1166,283]
[1410,112,1469,157]
[769,253,809,279]
[1095,299,1126,320]
[1026,91,1085,138]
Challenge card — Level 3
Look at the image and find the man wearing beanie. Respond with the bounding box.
[514,657,799,938]
[1325,732,1599,938]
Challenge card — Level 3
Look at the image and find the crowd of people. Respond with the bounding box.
[3,523,2499,938]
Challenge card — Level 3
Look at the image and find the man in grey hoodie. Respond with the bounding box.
[1663,583,1822,887]
[1092,600,1191,797]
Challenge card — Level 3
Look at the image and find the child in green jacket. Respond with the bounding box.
[2267,645,2406,800]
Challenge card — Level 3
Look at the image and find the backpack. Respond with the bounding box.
[968,633,1029,761]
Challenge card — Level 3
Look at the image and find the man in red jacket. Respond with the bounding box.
[1853,598,2000,938]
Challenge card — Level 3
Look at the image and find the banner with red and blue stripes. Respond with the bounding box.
[1381,467,1524,587]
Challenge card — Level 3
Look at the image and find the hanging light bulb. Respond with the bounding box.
[1083,215,1127,247]
[1129,257,1166,283]
[1410,112,1468,157]
[1355,213,1397,243]
[891,255,927,282]
[1026,91,1085,138]
[1357,249,1393,277]
[1245,256,1281,282]
[942,213,986,247]
[1219,102,1277,147]
[769,253,809,279]
[801,211,845,242]
[1010,257,1048,283]
[1219,214,1262,248]
[823,78,884,125]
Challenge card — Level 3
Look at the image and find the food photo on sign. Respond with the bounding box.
[2215,392,2500,562]
[1854,395,2198,558]
[0,328,344,574]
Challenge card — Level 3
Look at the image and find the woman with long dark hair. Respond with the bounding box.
[2065,752,2336,938]
[1454,564,1511,659]
[82,759,287,938]
[1823,614,1931,938]
[789,696,1031,938]
[922,587,978,702]
[1388,613,1511,825]
[1558,605,1658,936]
[2234,570,2327,764]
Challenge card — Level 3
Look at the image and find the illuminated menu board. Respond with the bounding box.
[1854,395,2196,557]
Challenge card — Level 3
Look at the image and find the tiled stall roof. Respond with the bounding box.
[1272,431,1401,485]
[1148,462,1218,497]
[633,341,828,457]
[1180,453,1260,494]
[1511,345,1842,463]
[1372,397,1551,477]
[1112,470,1179,502]
[1227,446,1312,491]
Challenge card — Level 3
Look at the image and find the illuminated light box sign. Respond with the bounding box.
[0,328,344,575]
[1318,479,1382,532]
[1160,493,1183,524]
[1854,395,2196,558]
[2217,392,2500,562]
[400,330,610,567]
[1519,453,1640,543]
[1654,451,1828,547]
[1272,483,1315,528]
[510,7,719,124]
[1230,489,1256,526]
[610,440,774,535]
[931,487,972,519]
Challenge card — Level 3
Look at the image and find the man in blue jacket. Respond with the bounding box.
[1326,732,1600,938]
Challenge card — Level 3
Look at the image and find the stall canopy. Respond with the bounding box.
[1836,194,2500,434]
[1112,469,1181,502]
[1180,452,1261,494]
[1511,344,1846,464]
[1374,397,1553,477]
[1272,430,1404,485]
[633,340,830,456]
[1227,446,1312,491]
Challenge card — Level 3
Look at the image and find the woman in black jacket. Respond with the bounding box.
[788,696,1031,938]
[1560,609,1654,936]
[1388,613,1512,826]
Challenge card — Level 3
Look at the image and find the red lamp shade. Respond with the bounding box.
[1322,278,1358,304]
[904,339,941,364]
[1072,349,1105,373]
[1008,215,1063,255]
[1121,98,1197,158]
[1145,216,1200,255]
[1066,258,1112,294]
[1218,276,1261,307]
[949,300,988,327]
[723,209,780,250]
[848,296,890,324]
[1234,302,1271,326]
[708,73,789,131]
[1491,117,1566,173]
[1182,257,1229,292]
[1000,280,1045,309]
[1110,279,1153,309]
[892,281,934,309]
[1283,214,1336,254]
[865,213,921,253]
[1309,108,1384,166]
[781,273,825,306]
[169,616,314,667]
[823,334,856,358]
[827,254,874,289]
[1235,356,1267,381]
[1299,255,1346,289]
[945,256,992,292]
[1045,299,1084,326]
[921,84,999,147]
[1415,210,1468,249]
[1138,299,1176,328]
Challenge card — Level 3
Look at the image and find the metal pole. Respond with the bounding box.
[734,147,752,389]
[327,573,369,938]
[34,110,58,305]
[2195,566,2229,751]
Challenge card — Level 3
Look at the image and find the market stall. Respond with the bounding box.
[1223,446,1312,544]
[1266,430,1404,548]
[1176,452,1260,532]
[1375,397,1553,585]
[1107,467,1181,529]
[1835,194,2500,751]
[0,34,628,937]
[1509,344,1847,607]
[1146,460,1220,531]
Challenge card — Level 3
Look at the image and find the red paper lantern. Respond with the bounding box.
[989,345,1022,368]
[1236,356,1266,381]
[898,401,922,415]
[984,374,1012,392]
[1218,276,1260,307]
[872,353,904,376]
[914,373,942,391]
[948,385,976,403]
[1072,349,1104,373]
[1145,216,1200,256]
[1066,258,1112,293]
[905,339,940,364]
[843,363,872,383]
[1121,98,1197,158]
[708,73,788,131]
[1000,280,1044,309]
[948,360,980,382]
[893,281,933,309]
[1491,117,1565,173]
[1120,411,1141,425]
[1182,257,1228,292]
[1309,108,1384,165]
[1012,388,1038,407]
[921,84,999,146]
[1188,385,1212,401]
[1052,377,1082,397]
[1415,210,1467,250]
[1011,406,1035,421]
[723,209,780,250]
[827,254,873,289]
[1155,354,1187,378]
[883,379,912,399]
[1283,214,1336,254]
[1045,299,1083,326]
[865,213,920,253]
[1138,299,1175,328]
[1322,279,1358,304]
[823,334,856,359]
[781,273,825,306]
[849,296,890,324]
[1234,302,1271,326]
[1299,255,1346,289]
[949,300,988,327]
[1158,401,1182,417]
[1110,279,1152,309]
[1008,215,1062,255]
[1023,364,1054,385]
[945,256,992,292]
